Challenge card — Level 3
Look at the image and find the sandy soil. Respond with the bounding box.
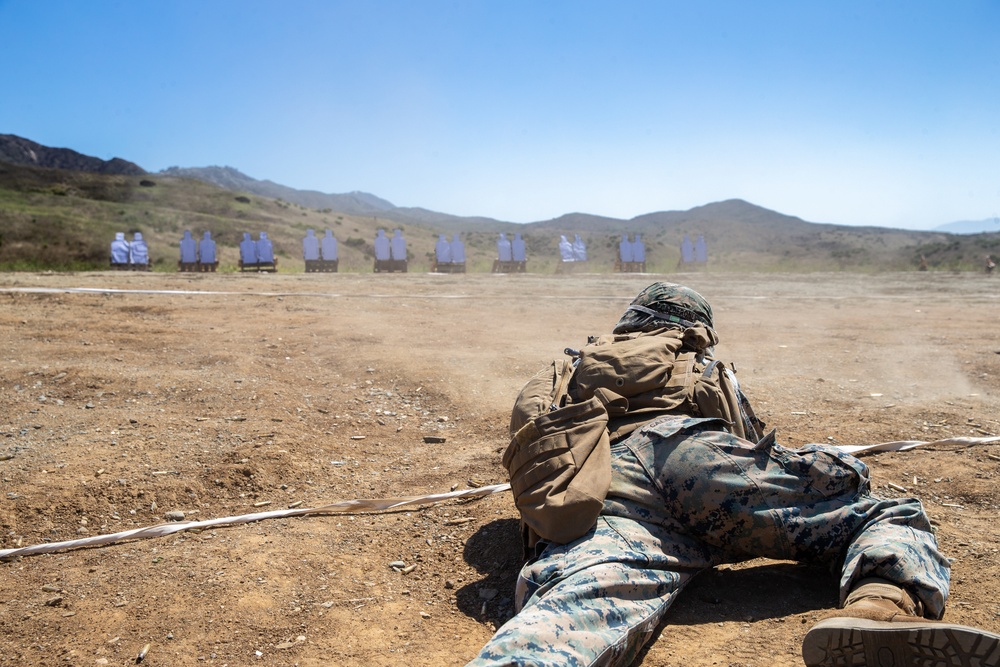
[0,270,998,667]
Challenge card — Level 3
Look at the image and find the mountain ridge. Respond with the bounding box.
[933,217,1000,234]
[0,134,145,176]
[159,165,396,217]
[2,132,991,234]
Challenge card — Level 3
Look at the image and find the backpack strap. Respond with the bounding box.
[664,350,698,394]
[549,358,575,411]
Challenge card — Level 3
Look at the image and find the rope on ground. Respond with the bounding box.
[0,482,512,561]
[834,435,1000,456]
[2,435,997,562]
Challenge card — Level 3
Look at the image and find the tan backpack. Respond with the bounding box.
[503,325,759,549]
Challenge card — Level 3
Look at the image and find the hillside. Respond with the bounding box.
[155,163,1000,273]
[157,165,516,233]
[619,200,986,272]
[2,159,1000,273]
[0,161,591,273]
[0,161,470,272]
[0,134,144,176]
[159,166,396,216]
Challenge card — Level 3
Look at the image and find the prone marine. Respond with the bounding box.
[466,281,1000,667]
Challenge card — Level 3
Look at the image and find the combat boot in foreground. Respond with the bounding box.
[802,578,1000,667]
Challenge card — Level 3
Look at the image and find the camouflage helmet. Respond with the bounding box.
[613,282,714,334]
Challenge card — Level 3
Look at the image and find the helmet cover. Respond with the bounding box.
[613,282,714,334]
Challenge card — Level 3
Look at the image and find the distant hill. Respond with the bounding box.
[158,165,513,231]
[933,217,1000,234]
[160,165,396,217]
[0,134,145,176]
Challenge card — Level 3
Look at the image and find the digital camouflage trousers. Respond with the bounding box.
[467,416,950,667]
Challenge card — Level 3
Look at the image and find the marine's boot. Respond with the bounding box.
[802,578,1000,667]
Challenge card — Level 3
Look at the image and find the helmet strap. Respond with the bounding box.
[626,304,696,329]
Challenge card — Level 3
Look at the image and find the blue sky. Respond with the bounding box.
[1,1,998,229]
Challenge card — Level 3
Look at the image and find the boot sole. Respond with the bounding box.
[802,617,1000,667]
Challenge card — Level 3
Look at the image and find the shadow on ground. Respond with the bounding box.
[634,561,838,663]
[458,516,838,647]
[458,518,523,628]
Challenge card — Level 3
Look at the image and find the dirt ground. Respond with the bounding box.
[1,270,998,667]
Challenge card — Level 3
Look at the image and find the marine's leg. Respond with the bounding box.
[465,515,710,667]
[739,443,998,666]
[709,438,996,666]
[625,423,998,666]
[755,443,950,616]
[633,421,950,615]
[467,427,718,667]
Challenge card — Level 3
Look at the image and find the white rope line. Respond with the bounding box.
[0,483,511,561]
[0,286,630,300]
[2,435,996,561]
[833,435,1000,455]
[5,285,1000,301]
